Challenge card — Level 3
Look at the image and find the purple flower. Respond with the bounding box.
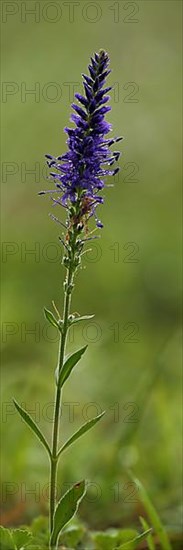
[40,50,122,229]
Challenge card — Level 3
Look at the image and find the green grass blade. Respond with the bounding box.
[140,517,155,550]
[116,529,152,549]
[129,474,171,550]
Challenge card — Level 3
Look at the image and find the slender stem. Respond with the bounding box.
[49,220,80,545]
[49,263,74,538]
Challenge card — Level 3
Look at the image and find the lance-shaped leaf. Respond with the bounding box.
[129,473,171,550]
[50,480,86,548]
[69,314,95,325]
[13,399,51,458]
[57,411,105,458]
[44,307,61,331]
[57,345,88,388]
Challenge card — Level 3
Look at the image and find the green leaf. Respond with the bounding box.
[0,527,14,550]
[69,314,95,325]
[140,517,155,550]
[92,528,139,550]
[57,411,105,458]
[44,308,61,330]
[28,516,49,547]
[11,529,32,549]
[13,399,51,458]
[31,515,49,538]
[60,524,86,548]
[92,531,117,550]
[129,473,171,550]
[116,529,152,549]
[58,345,88,388]
[50,480,86,548]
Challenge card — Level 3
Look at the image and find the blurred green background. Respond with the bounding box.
[1,0,182,536]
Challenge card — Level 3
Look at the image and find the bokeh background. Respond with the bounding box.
[1,0,182,538]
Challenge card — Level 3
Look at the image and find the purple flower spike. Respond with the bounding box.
[40,50,122,229]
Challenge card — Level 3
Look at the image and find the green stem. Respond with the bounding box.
[49,262,74,540]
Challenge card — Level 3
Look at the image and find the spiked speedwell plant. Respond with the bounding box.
[1,49,172,550]
[13,50,122,549]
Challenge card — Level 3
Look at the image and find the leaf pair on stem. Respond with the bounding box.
[13,342,104,548]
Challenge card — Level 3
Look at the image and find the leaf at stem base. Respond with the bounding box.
[50,480,86,548]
